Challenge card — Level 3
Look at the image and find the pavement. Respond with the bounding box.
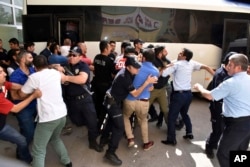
[0,96,221,167]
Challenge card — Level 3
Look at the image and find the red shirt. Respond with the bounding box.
[0,82,13,114]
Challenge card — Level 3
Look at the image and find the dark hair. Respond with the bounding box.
[33,55,48,69]
[183,48,193,61]
[223,51,237,65]
[109,40,116,44]
[8,38,19,45]
[24,41,35,50]
[49,43,58,53]
[142,48,155,62]
[121,42,131,49]
[46,38,57,47]
[154,45,165,56]
[99,40,109,52]
[147,44,154,49]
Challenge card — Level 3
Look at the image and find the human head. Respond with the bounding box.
[121,41,131,54]
[49,43,61,55]
[223,51,237,66]
[124,46,136,57]
[125,56,141,75]
[24,41,35,53]
[227,53,248,76]
[154,45,168,59]
[8,48,20,62]
[142,48,155,63]
[63,38,72,46]
[109,40,116,52]
[0,65,7,86]
[133,39,144,54]
[78,42,87,55]
[178,48,193,61]
[99,40,111,55]
[8,38,19,49]
[68,46,83,65]
[16,50,33,67]
[33,55,48,71]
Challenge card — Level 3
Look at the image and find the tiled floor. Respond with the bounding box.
[0,96,221,167]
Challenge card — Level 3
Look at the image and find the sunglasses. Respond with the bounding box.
[68,54,78,57]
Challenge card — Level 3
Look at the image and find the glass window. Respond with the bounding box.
[1,0,11,4]
[14,0,23,7]
[15,8,22,25]
[0,5,14,25]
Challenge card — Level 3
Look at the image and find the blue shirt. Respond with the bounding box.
[126,61,159,100]
[211,72,250,118]
[9,67,37,107]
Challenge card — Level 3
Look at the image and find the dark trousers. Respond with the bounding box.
[167,91,193,141]
[206,101,224,149]
[217,116,250,167]
[91,83,111,128]
[101,102,124,153]
[66,95,99,140]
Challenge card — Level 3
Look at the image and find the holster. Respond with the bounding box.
[103,95,116,109]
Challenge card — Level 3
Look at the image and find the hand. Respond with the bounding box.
[146,75,158,84]
[193,83,203,91]
[33,89,42,98]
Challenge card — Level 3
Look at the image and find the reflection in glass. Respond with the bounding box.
[0,5,13,25]
[14,0,23,7]
[15,8,22,25]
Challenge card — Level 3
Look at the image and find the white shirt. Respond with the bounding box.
[162,60,202,90]
[22,69,67,123]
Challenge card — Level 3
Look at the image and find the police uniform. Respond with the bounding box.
[100,57,139,166]
[64,61,102,152]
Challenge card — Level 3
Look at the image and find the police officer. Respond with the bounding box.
[100,57,157,166]
[63,46,102,152]
[205,52,235,159]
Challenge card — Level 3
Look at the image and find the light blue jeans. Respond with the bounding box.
[32,116,71,167]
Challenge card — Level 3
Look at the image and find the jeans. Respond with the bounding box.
[0,124,32,163]
[32,116,70,167]
[16,107,37,144]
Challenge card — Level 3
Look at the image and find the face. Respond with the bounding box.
[226,60,239,76]
[177,50,185,60]
[68,53,82,65]
[110,43,116,52]
[28,45,35,52]
[9,42,18,49]
[126,65,139,75]
[0,67,7,85]
[24,53,34,67]
[247,65,250,75]
[106,44,112,55]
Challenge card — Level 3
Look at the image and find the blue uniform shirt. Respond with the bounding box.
[126,61,159,100]
[211,72,250,118]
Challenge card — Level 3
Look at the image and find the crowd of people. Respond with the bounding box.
[1,36,250,167]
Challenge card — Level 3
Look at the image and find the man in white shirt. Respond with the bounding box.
[18,55,72,167]
[161,48,214,146]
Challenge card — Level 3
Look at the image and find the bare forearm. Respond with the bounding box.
[11,94,36,113]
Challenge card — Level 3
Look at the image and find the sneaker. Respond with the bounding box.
[127,138,135,147]
[205,147,214,159]
[143,141,154,151]
[65,162,72,167]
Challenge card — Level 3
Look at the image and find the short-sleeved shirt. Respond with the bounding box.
[211,72,250,118]
[64,61,91,96]
[21,69,67,123]
[127,61,159,100]
[0,82,13,130]
[92,54,115,85]
[111,69,135,102]
[9,67,37,108]
[162,60,202,91]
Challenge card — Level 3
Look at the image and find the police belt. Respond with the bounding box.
[66,93,89,100]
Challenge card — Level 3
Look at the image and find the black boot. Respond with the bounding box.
[89,140,103,152]
[104,151,122,166]
[65,162,72,167]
